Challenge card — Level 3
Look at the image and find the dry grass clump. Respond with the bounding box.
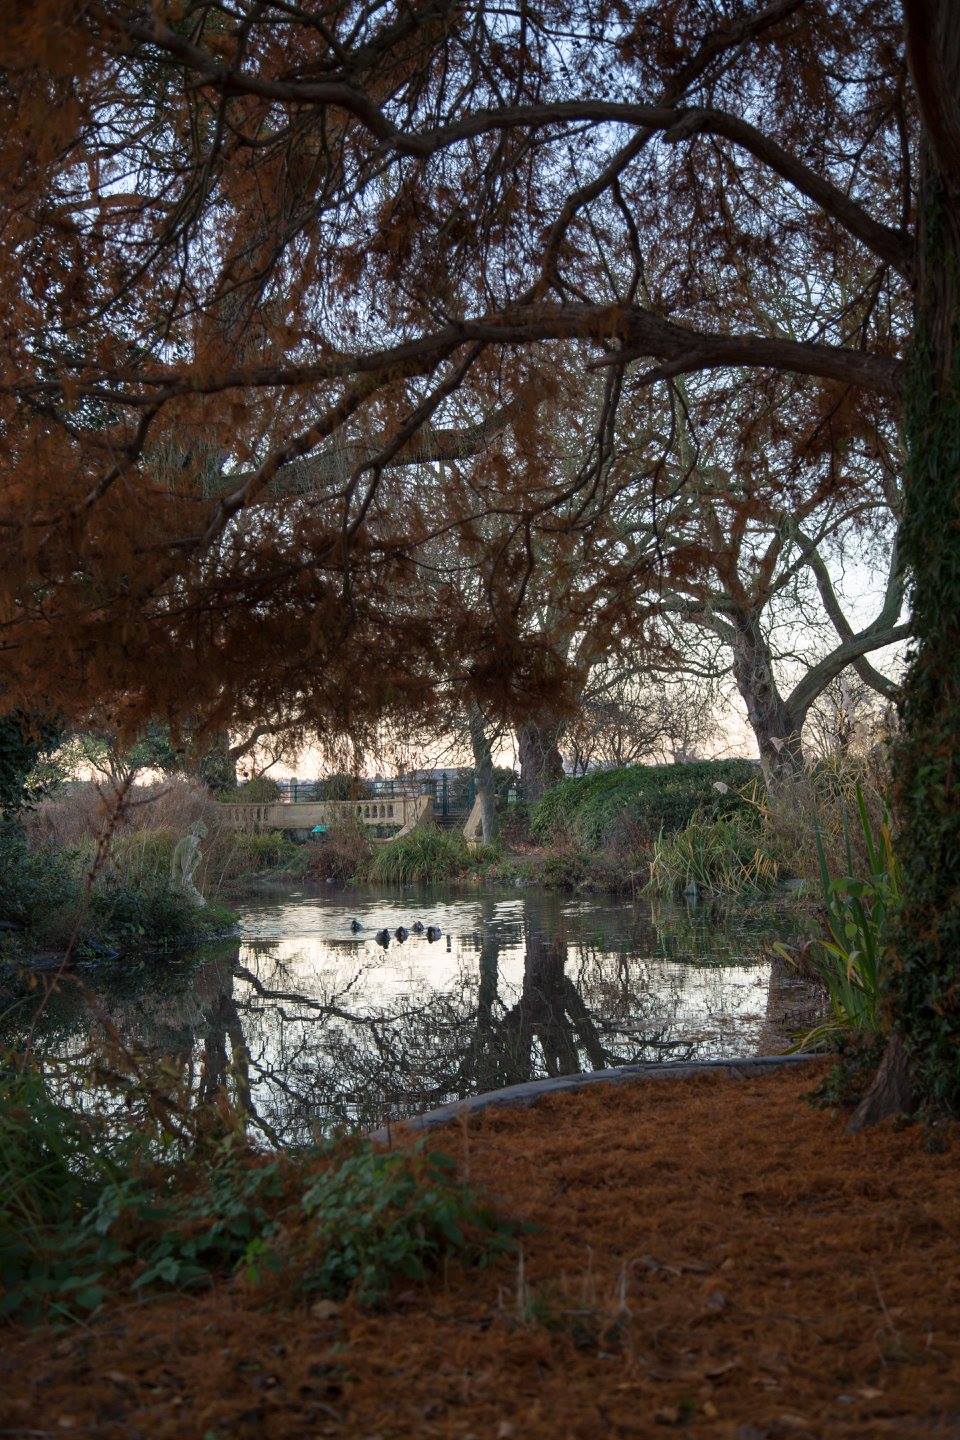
[22,779,303,898]
[759,751,890,882]
[303,815,373,885]
[26,777,219,852]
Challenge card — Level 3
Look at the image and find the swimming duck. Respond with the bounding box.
[425,925,442,942]
[395,926,409,942]
[411,920,425,935]
[375,928,390,947]
[350,919,364,932]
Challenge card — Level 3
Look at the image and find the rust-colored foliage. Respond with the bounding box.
[0,0,918,749]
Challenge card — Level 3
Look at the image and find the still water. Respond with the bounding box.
[7,888,816,1143]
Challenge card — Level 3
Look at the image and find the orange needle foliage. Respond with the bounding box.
[0,0,916,748]
[3,1065,959,1437]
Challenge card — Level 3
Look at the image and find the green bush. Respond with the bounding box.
[210,828,306,887]
[0,824,76,929]
[796,786,901,1048]
[367,827,473,884]
[297,1142,514,1306]
[0,1060,142,1321]
[532,760,760,852]
[0,1057,513,1324]
[217,776,282,804]
[646,811,782,897]
[87,874,231,951]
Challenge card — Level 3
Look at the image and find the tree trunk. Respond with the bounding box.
[467,703,499,844]
[517,714,565,806]
[729,613,804,784]
[882,4,960,1116]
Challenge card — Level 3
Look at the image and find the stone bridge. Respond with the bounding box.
[219,793,435,840]
[220,790,487,844]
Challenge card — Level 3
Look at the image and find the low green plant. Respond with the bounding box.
[796,785,901,1046]
[0,1060,143,1321]
[297,1142,514,1306]
[209,828,307,888]
[87,875,234,951]
[0,1054,513,1324]
[646,811,781,897]
[366,827,473,884]
[0,823,76,928]
[532,760,759,851]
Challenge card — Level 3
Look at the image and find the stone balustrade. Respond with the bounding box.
[218,794,434,837]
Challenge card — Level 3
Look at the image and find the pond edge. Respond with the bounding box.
[369,1052,823,1141]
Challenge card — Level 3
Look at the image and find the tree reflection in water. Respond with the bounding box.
[4,893,809,1145]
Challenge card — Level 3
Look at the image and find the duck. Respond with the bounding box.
[425,925,442,942]
[349,918,364,932]
[411,920,425,935]
[375,928,390,948]
[395,925,409,942]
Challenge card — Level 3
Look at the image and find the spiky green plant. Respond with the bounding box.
[366,827,474,884]
[645,811,781,897]
[798,785,901,1047]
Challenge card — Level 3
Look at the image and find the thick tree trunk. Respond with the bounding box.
[517,714,565,806]
[881,5,960,1117]
[467,703,499,843]
[729,613,804,784]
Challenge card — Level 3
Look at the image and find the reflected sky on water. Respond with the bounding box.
[3,888,817,1144]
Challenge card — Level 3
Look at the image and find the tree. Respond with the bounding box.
[567,666,722,774]
[1,1,957,1107]
[0,713,60,819]
[642,394,907,782]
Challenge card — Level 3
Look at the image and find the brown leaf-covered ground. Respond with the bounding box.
[3,1065,958,1440]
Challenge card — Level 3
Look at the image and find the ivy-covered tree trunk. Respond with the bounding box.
[857,2,960,1121]
[517,714,565,806]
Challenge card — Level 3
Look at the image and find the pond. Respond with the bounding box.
[4,887,819,1144]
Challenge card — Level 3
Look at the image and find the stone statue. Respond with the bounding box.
[170,819,207,907]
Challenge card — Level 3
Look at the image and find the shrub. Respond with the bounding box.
[0,1055,513,1324]
[304,816,373,884]
[498,802,532,848]
[646,811,782,897]
[757,752,890,884]
[0,823,76,929]
[206,828,307,889]
[794,786,901,1047]
[367,826,473,884]
[296,1142,514,1306]
[86,874,228,950]
[532,760,759,852]
[317,773,369,801]
[217,776,282,804]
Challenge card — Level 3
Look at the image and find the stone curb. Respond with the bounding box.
[369,1052,823,1142]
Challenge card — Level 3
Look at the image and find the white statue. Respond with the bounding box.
[170,819,207,907]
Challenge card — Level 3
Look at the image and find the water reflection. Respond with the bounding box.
[2,890,814,1143]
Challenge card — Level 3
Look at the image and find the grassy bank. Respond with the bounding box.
[4,1063,957,1438]
[6,757,895,962]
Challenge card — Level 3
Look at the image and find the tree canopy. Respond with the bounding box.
[0,0,917,746]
